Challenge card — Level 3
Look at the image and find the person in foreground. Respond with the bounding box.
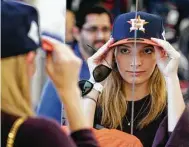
[82,11,189,147]
[37,5,112,123]
[1,1,99,147]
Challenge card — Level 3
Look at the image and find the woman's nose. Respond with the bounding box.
[130,56,142,67]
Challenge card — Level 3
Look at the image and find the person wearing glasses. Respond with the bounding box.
[1,1,99,147]
[82,12,189,147]
[37,5,112,124]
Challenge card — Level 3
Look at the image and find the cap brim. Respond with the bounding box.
[109,38,160,48]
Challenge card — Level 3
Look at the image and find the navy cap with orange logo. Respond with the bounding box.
[109,11,166,48]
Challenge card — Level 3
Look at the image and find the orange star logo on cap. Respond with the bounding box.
[127,15,149,33]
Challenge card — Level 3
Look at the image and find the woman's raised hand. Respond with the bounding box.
[44,36,82,92]
[87,37,114,82]
[152,38,180,78]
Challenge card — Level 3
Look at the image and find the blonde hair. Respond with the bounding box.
[1,54,34,117]
[98,66,166,130]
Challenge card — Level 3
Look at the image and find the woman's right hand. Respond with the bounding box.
[87,37,114,83]
[44,37,93,132]
[44,37,82,93]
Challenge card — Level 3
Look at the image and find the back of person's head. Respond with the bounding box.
[1,0,40,117]
[75,4,112,30]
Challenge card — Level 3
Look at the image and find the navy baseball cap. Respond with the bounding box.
[109,11,165,48]
[1,0,41,58]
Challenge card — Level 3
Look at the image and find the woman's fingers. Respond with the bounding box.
[154,46,166,60]
[154,46,162,60]
[88,37,114,66]
[91,37,114,59]
[43,36,82,90]
[104,48,114,68]
[154,46,167,69]
[151,38,180,59]
[152,38,181,77]
[42,36,74,57]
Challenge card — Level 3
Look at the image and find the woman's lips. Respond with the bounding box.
[126,71,145,76]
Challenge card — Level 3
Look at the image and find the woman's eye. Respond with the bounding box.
[144,48,154,54]
[120,48,129,54]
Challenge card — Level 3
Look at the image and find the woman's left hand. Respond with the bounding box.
[151,38,180,78]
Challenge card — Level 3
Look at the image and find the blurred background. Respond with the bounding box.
[17,0,189,108]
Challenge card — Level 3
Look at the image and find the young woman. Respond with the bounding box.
[1,1,99,147]
[82,12,188,147]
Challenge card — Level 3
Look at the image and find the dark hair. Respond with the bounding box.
[75,5,112,29]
